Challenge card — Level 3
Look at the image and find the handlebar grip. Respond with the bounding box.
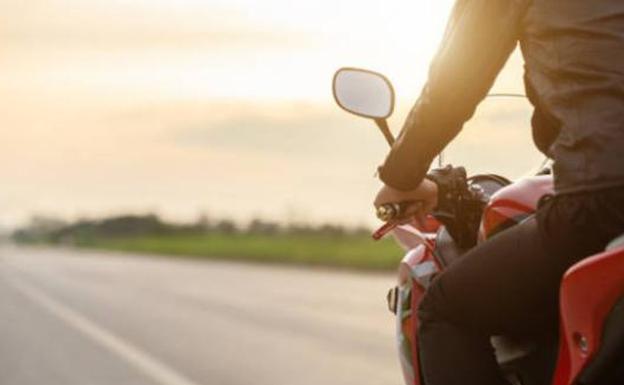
[376,200,423,222]
[376,203,401,221]
[377,201,422,221]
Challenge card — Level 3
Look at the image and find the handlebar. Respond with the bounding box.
[374,167,489,248]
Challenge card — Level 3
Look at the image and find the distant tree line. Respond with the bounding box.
[11,214,371,244]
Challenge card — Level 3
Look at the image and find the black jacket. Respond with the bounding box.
[379,0,624,194]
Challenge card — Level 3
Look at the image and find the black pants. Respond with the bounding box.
[418,187,624,385]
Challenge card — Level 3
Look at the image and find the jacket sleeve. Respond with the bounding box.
[378,0,529,191]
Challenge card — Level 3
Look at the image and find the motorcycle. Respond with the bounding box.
[332,67,624,385]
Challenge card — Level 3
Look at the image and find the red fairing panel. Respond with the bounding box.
[480,176,554,241]
[553,246,624,385]
[397,243,440,385]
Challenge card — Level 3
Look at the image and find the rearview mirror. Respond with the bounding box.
[332,68,395,120]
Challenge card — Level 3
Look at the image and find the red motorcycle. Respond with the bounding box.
[332,67,624,385]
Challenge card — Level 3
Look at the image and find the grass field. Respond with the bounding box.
[74,233,404,270]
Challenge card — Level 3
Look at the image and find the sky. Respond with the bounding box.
[0,0,544,230]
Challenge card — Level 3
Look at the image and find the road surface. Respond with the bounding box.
[0,245,402,385]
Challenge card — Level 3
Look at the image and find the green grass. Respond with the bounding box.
[75,233,403,270]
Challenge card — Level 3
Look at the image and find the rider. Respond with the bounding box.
[374,0,624,384]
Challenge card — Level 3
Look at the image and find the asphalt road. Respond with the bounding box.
[0,245,402,385]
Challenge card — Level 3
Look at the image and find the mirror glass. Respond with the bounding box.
[333,68,394,119]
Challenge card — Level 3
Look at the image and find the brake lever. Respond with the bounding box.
[372,221,398,240]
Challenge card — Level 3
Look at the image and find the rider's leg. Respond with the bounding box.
[417,187,624,385]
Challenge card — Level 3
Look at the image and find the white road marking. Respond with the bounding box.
[7,277,202,385]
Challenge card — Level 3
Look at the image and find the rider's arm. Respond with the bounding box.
[378,0,529,191]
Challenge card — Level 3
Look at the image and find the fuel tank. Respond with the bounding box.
[479,175,554,241]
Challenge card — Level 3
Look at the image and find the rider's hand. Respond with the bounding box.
[374,179,438,227]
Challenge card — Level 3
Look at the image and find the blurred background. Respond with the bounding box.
[0,0,542,230]
[0,1,544,384]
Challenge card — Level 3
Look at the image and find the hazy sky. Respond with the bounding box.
[0,0,543,229]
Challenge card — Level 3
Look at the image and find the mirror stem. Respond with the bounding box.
[375,119,395,147]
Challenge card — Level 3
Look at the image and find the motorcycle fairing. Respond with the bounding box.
[577,296,624,384]
[480,176,554,241]
[397,244,440,385]
[553,244,624,385]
